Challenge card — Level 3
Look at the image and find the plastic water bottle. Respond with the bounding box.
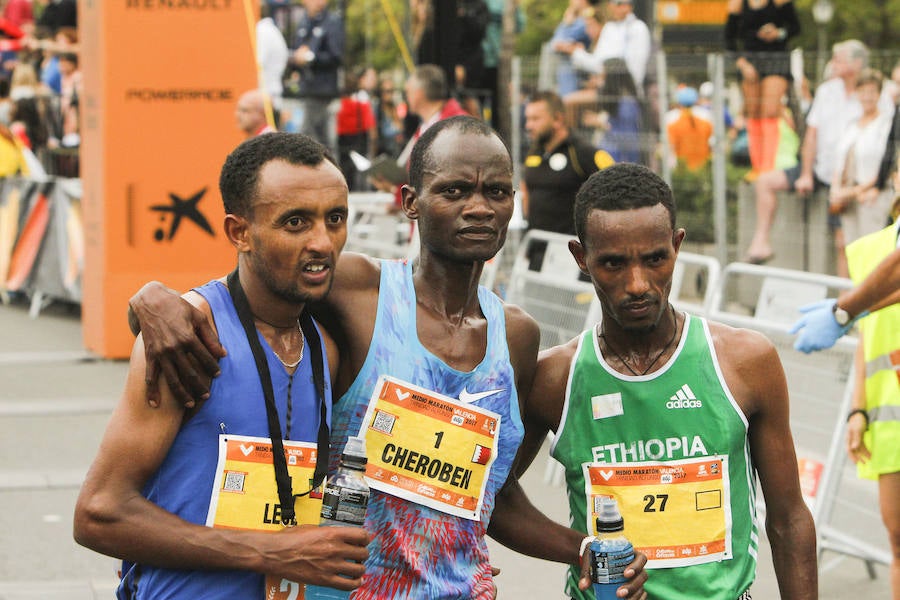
[305,436,371,600]
[590,497,635,600]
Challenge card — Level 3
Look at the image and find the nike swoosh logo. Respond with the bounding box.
[459,387,504,403]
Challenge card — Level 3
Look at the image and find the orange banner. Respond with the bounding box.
[80,0,258,357]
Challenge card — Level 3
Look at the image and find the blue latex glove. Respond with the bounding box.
[789,299,850,353]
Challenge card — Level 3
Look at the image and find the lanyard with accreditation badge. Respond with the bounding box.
[225,270,332,598]
[225,269,330,524]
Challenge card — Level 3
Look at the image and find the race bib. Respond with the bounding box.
[207,434,323,599]
[360,375,501,520]
[583,456,732,568]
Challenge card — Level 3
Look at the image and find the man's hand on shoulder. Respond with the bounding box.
[129,281,226,408]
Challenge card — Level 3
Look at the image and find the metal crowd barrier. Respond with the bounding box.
[708,262,890,576]
[345,191,414,260]
[503,229,595,352]
[0,176,83,317]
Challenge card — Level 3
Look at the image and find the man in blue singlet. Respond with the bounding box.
[73,134,370,598]
[125,117,649,598]
[490,163,817,599]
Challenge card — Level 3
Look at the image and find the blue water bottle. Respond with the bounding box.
[590,497,635,600]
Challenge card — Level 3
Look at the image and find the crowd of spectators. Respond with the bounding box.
[245,1,900,278]
[4,0,868,279]
[527,0,900,279]
[256,0,504,193]
[0,0,79,178]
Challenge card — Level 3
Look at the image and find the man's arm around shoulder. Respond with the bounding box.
[489,333,584,565]
[128,281,226,407]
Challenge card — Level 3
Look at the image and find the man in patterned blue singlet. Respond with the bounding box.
[74,133,370,599]
[490,163,818,599]
[127,117,649,598]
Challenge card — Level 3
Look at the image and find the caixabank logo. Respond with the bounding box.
[149,187,215,242]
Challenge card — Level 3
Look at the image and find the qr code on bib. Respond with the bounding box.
[222,470,246,493]
[371,410,396,434]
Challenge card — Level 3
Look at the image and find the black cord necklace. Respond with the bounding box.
[599,305,679,376]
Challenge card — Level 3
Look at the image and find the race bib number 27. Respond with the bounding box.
[583,456,733,568]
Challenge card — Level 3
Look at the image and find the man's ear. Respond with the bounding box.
[401,184,419,220]
[569,239,589,276]
[224,214,250,251]
[672,228,686,254]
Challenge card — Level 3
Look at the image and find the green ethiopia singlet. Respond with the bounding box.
[552,314,757,599]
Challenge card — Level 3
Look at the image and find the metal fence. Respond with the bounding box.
[707,262,891,573]
[506,48,900,273]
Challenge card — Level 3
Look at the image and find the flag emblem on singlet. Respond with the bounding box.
[471,445,491,465]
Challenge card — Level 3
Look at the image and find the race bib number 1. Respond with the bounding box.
[360,375,501,520]
[583,456,733,568]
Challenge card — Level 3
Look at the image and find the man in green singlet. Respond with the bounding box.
[489,163,817,599]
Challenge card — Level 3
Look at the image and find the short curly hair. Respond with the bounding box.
[408,115,510,192]
[573,163,676,242]
[219,132,343,217]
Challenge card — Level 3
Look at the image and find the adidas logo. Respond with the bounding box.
[666,384,703,409]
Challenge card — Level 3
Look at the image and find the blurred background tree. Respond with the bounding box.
[792,0,900,58]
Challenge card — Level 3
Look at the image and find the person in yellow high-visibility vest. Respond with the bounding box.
[845,220,900,597]
[790,244,900,353]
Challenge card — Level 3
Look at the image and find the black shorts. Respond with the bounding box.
[741,51,792,82]
[784,164,801,190]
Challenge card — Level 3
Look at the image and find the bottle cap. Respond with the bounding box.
[341,435,368,468]
[595,496,624,532]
